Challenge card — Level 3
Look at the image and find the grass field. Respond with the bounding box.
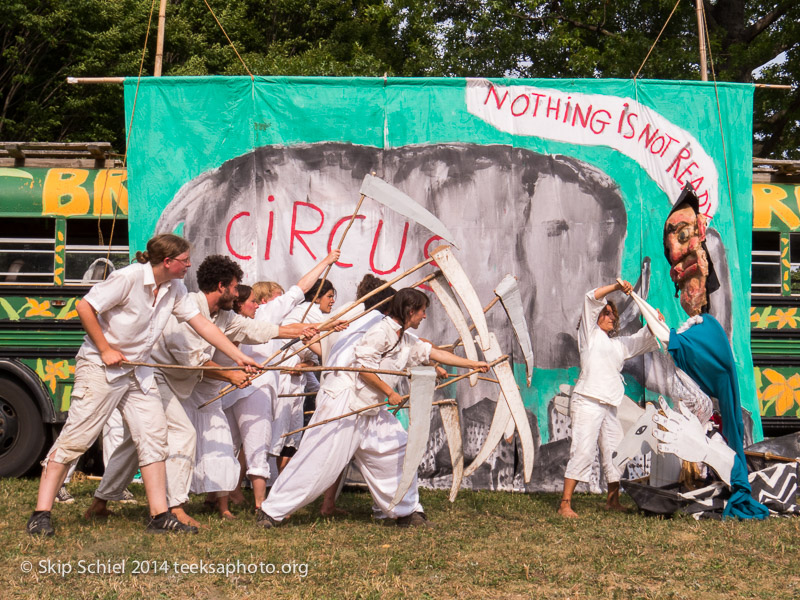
[2,476,799,599]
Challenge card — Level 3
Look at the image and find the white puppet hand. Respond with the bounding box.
[652,397,735,486]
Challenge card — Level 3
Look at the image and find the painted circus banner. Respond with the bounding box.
[124,76,756,493]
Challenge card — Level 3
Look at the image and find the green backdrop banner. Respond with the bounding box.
[124,76,757,490]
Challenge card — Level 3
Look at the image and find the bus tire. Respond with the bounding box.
[0,378,46,477]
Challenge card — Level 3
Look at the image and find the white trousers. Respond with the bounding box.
[225,387,273,479]
[271,376,305,455]
[262,389,423,521]
[46,360,167,468]
[95,375,196,506]
[102,409,125,467]
[564,392,623,484]
[183,385,239,494]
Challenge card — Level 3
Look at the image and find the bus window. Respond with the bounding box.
[64,219,129,284]
[752,231,781,296]
[791,233,800,295]
[0,218,55,284]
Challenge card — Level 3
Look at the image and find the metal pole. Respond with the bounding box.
[154,0,168,76]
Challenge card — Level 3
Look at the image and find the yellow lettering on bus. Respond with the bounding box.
[753,184,800,231]
[93,169,128,216]
[42,169,91,216]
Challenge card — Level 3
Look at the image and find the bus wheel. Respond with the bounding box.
[0,379,46,477]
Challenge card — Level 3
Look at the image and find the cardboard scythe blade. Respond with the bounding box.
[483,332,534,483]
[463,389,512,478]
[359,174,458,247]
[494,274,534,387]
[388,366,437,511]
[626,288,671,347]
[430,245,491,351]
[429,274,480,386]
[503,411,516,444]
[438,401,464,502]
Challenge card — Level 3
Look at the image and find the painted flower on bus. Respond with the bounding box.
[36,359,74,394]
[23,298,54,318]
[759,368,800,416]
[766,307,799,330]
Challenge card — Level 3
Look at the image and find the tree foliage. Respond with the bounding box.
[1,0,797,157]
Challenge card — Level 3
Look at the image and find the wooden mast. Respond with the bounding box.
[154,0,168,76]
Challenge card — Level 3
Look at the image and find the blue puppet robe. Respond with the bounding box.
[667,314,768,519]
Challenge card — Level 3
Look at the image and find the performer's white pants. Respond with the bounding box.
[45,360,167,468]
[271,379,305,455]
[564,392,623,484]
[225,388,272,479]
[183,388,239,494]
[96,375,196,506]
[102,409,125,467]
[262,389,423,521]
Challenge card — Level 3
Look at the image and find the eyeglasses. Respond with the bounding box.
[169,255,191,266]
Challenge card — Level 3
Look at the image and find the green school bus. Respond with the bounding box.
[750,174,800,436]
[0,144,128,476]
[0,144,797,477]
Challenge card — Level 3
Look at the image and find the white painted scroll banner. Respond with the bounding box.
[465,78,720,218]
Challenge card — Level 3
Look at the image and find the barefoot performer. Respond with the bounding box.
[558,280,658,518]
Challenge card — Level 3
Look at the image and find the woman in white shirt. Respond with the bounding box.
[558,280,658,518]
[258,287,489,529]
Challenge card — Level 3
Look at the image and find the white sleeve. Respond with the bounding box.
[256,285,305,323]
[619,326,659,360]
[578,289,606,350]
[82,268,135,313]
[171,283,201,323]
[354,322,394,370]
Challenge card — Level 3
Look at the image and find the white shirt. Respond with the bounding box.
[151,291,280,401]
[572,289,657,406]
[229,285,306,404]
[77,262,200,390]
[322,316,432,414]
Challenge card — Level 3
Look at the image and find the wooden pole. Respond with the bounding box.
[282,355,508,437]
[154,0,168,76]
[696,0,708,81]
[202,259,439,405]
[299,193,367,323]
[196,366,411,409]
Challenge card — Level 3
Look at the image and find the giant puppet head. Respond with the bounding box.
[663,184,720,316]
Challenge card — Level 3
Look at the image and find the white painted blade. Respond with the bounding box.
[431,246,491,351]
[389,366,436,510]
[494,274,534,387]
[503,411,516,444]
[483,332,535,483]
[628,290,671,347]
[359,174,458,247]
[463,389,512,478]
[438,402,464,503]
[429,274,480,386]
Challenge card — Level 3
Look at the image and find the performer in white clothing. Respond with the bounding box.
[258,287,489,529]
[224,251,341,510]
[272,278,337,467]
[86,255,320,526]
[558,280,658,518]
[28,234,262,537]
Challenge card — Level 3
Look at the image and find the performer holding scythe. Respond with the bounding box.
[27,234,263,536]
[558,279,659,518]
[257,287,489,529]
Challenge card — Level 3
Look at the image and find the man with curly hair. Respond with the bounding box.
[86,254,322,528]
